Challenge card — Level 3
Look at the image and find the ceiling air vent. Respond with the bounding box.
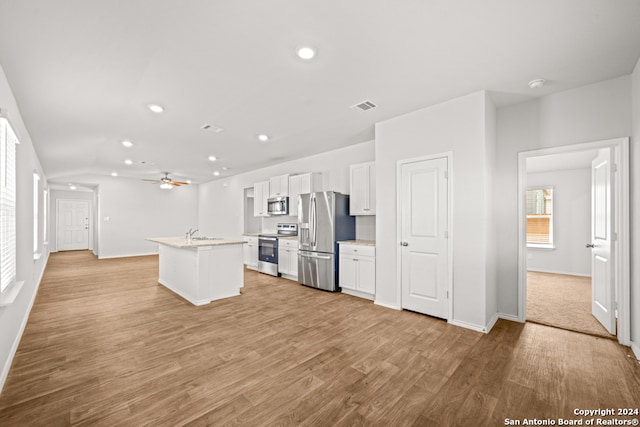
[201,124,224,133]
[350,100,377,112]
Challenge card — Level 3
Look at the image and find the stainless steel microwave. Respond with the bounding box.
[267,196,289,215]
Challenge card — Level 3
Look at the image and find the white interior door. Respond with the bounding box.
[400,157,449,319]
[57,200,89,251]
[590,148,616,334]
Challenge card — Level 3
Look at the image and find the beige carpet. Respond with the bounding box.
[526,271,615,339]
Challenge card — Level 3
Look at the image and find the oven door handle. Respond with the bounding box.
[260,237,278,241]
[299,252,331,260]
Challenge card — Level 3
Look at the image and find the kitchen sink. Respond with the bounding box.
[191,236,224,241]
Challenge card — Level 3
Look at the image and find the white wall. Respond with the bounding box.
[496,76,632,318]
[631,58,640,354]
[49,189,95,252]
[198,141,375,237]
[56,174,200,258]
[0,64,49,392]
[375,91,495,330]
[526,168,591,276]
[485,94,498,326]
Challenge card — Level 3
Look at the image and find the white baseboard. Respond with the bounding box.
[157,279,211,306]
[0,253,49,394]
[374,300,401,310]
[342,288,374,301]
[527,268,590,277]
[448,319,489,333]
[631,342,640,361]
[98,251,158,260]
[279,273,298,282]
[485,312,500,333]
[499,313,521,322]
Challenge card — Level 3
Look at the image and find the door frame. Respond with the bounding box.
[396,152,454,320]
[517,137,630,345]
[56,198,92,252]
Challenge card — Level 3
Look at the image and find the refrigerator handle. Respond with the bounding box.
[299,252,332,260]
[311,196,317,246]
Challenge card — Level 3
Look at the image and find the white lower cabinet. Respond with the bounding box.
[339,244,375,298]
[278,239,298,280]
[243,236,259,270]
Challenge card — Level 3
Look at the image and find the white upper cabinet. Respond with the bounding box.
[289,172,323,217]
[269,174,290,198]
[349,162,376,215]
[253,181,270,217]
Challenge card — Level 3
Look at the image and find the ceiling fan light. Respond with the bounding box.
[160,182,173,190]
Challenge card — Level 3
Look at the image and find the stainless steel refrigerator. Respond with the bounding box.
[298,191,355,291]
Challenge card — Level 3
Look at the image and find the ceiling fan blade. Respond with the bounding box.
[172,181,189,185]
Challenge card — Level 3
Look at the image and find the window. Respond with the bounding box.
[33,171,40,258]
[0,115,18,292]
[43,187,48,244]
[526,187,553,247]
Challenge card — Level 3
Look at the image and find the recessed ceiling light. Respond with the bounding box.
[148,104,164,113]
[213,171,220,176]
[122,140,133,148]
[124,159,133,165]
[222,167,229,171]
[111,172,118,177]
[528,78,546,89]
[208,155,217,162]
[69,185,77,190]
[296,46,316,60]
[258,134,269,142]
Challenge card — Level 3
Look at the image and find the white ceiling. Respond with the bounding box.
[1,1,639,187]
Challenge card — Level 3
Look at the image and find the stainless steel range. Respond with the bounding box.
[258,223,298,276]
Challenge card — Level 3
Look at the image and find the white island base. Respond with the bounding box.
[149,238,245,306]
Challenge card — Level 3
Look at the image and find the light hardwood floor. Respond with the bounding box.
[1,251,639,426]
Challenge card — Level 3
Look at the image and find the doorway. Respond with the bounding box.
[517,138,630,345]
[56,199,90,251]
[397,153,452,320]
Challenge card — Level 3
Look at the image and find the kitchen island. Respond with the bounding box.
[146,237,246,306]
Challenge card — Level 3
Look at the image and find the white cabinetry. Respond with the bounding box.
[243,236,259,270]
[278,238,298,280]
[349,162,376,215]
[339,244,375,299]
[269,174,290,198]
[288,172,323,217]
[253,181,270,216]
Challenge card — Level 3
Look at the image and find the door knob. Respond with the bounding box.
[585,243,595,248]
[401,242,409,246]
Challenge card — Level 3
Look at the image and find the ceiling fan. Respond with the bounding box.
[142,172,189,190]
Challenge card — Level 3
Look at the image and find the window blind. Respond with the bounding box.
[1,116,18,292]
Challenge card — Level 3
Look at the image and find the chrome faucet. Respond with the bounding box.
[186,228,198,242]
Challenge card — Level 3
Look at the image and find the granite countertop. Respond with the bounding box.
[336,240,376,247]
[277,236,298,241]
[146,237,247,249]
